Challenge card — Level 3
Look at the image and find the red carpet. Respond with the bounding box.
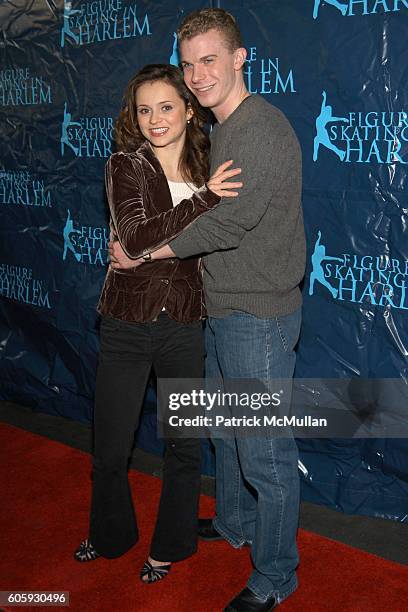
[0,422,407,612]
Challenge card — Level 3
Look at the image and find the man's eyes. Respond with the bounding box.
[182,59,214,70]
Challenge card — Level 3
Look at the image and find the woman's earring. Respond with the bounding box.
[187,119,191,124]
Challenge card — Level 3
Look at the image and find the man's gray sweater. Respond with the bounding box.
[170,95,306,318]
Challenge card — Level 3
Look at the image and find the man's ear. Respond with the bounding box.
[234,47,247,71]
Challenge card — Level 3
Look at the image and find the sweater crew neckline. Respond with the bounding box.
[215,94,254,130]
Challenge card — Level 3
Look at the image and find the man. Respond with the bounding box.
[111,9,305,611]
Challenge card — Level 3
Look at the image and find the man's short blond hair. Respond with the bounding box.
[177,8,243,53]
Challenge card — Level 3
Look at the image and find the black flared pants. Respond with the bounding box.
[89,314,203,562]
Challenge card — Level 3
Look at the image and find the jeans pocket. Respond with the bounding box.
[275,310,301,353]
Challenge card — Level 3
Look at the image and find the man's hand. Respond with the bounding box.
[109,240,144,269]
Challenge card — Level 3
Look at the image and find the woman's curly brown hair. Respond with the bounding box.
[115,64,210,187]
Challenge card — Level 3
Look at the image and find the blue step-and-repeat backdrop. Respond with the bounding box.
[1,0,407,521]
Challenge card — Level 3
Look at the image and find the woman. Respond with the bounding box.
[74,64,242,583]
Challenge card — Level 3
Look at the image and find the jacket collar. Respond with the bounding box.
[137,141,165,186]
[137,140,173,213]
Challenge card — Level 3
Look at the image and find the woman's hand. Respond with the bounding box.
[109,241,144,269]
[207,160,243,198]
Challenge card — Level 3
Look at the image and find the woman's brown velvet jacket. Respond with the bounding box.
[97,141,220,323]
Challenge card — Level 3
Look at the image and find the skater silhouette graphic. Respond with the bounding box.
[313,91,349,162]
[169,32,180,67]
[309,231,343,298]
[61,0,81,48]
[61,103,81,156]
[313,0,348,19]
[63,209,81,262]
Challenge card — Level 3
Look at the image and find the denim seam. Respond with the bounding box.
[265,318,271,381]
[248,574,298,604]
[235,457,246,541]
[275,316,288,352]
[265,319,285,577]
[212,517,245,548]
[267,437,284,567]
[232,439,245,540]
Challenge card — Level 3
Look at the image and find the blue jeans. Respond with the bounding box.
[205,309,301,603]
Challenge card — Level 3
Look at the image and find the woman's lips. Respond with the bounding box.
[149,127,169,137]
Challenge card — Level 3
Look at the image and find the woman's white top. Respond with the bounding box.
[161,180,199,312]
[167,180,197,207]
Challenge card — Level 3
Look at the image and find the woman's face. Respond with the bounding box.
[136,80,193,150]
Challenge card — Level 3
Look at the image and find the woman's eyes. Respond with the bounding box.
[137,106,173,114]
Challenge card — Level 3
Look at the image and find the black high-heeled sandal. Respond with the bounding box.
[74,538,101,562]
[140,559,171,583]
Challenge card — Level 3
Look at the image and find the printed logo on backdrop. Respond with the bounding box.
[63,210,109,265]
[313,0,408,19]
[61,103,113,158]
[0,171,52,207]
[313,91,408,164]
[0,68,52,106]
[0,264,51,309]
[244,47,296,95]
[60,0,151,47]
[309,231,408,310]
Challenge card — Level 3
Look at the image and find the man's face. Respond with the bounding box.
[180,29,243,113]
